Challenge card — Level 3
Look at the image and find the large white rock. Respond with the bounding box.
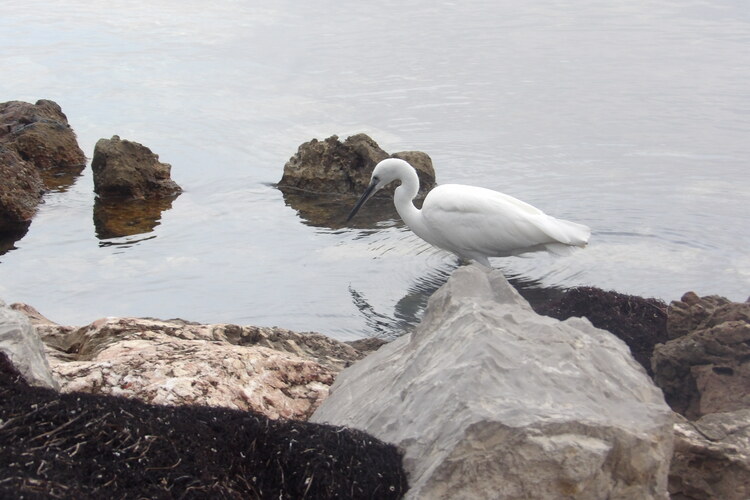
[0,300,59,390]
[311,265,674,499]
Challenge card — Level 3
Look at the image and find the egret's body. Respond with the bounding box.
[347,158,590,267]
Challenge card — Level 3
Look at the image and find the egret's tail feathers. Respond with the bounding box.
[542,217,591,247]
[543,242,579,256]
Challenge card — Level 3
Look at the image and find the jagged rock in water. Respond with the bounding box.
[0,145,44,238]
[279,133,436,197]
[669,409,750,500]
[92,135,182,199]
[312,264,674,500]
[0,99,86,173]
[0,99,85,241]
[0,300,59,390]
[652,292,750,420]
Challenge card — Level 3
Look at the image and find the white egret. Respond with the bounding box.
[347,158,590,267]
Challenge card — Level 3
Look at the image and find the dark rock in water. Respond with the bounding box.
[0,100,86,248]
[0,351,408,499]
[533,286,668,376]
[652,292,750,420]
[0,145,44,238]
[92,135,182,199]
[0,99,86,175]
[279,133,436,197]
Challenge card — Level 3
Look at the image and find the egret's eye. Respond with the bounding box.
[372,176,380,183]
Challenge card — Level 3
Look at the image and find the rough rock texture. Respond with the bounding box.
[652,292,750,420]
[534,286,668,376]
[664,291,746,340]
[0,351,408,499]
[669,410,750,500]
[0,144,44,236]
[0,99,86,172]
[0,99,85,238]
[0,301,59,390]
[91,135,182,199]
[312,265,674,500]
[278,133,436,197]
[19,310,374,421]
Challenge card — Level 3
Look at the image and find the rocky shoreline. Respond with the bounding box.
[3,276,748,499]
[1,100,749,498]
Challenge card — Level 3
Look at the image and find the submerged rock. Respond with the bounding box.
[92,135,182,199]
[312,265,674,499]
[278,133,436,197]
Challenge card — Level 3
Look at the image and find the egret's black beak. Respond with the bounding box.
[346,180,378,222]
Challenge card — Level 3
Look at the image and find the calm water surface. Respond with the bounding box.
[1,1,748,340]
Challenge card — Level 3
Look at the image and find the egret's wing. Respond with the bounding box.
[421,184,589,258]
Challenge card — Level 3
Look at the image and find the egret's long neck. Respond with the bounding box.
[393,167,427,233]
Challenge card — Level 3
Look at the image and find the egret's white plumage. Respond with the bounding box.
[347,158,590,267]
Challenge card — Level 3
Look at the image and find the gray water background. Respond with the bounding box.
[1,0,748,340]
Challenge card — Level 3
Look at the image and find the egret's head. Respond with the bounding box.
[346,158,412,222]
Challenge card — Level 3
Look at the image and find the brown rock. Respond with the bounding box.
[92,135,182,199]
[278,133,436,197]
[0,145,44,236]
[0,99,86,173]
[667,291,736,340]
[0,99,86,243]
[669,410,750,500]
[652,293,750,419]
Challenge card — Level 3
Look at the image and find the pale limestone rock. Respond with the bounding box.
[19,314,367,421]
[311,265,674,500]
[49,326,332,419]
[0,300,59,389]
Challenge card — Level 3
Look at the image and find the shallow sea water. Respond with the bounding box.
[0,1,748,340]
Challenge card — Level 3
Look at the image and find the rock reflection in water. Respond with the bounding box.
[0,163,84,257]
[39,165,85,194]
[93,195,178,241]
[279,187,401,230]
